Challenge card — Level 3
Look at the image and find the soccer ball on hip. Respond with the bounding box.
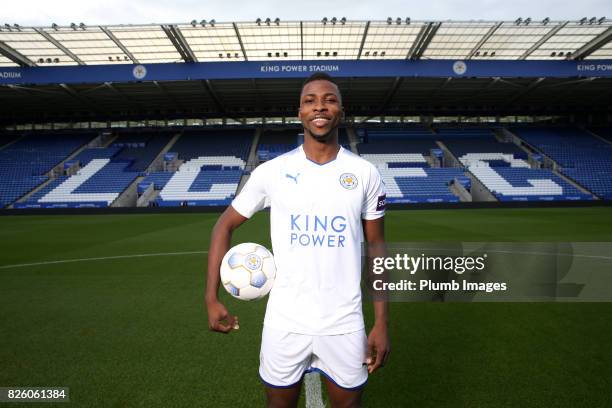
[220,242,276,301]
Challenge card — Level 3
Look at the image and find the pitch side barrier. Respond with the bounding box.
[2,60,612,85]
[1,199,610,216]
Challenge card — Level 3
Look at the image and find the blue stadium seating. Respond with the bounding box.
[175,130,252,161]
[112,132,171,172]
[471,166,593,201]
[363,126,433,142]
[74,146,122,166]
[388,168,464,203]
[512,127,612,200]
[588,127,612,144]
[0,133,94,208]
[142,172,174,190]
[19,159,140,207]
[153,130,252,206]
[358,134,461,203]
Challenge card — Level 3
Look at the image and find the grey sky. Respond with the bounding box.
[3,0,609,26]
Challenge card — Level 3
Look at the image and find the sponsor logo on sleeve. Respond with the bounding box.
[376,194,386,211]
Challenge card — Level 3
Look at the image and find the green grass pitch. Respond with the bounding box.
[1,207,611,407]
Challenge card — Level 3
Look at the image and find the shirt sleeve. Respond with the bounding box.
[231,165,269,218]
[361,164,386,220]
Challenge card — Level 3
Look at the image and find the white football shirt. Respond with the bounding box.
[232,145,386,335]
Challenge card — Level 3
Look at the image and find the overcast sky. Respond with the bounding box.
[3,0,610,26]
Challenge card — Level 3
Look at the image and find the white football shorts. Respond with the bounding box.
[259,325,368,390]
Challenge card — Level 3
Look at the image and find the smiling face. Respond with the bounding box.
[298,79,344,143]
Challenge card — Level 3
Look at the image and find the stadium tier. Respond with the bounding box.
[2,125,611,208]
[150,130,253,206]
[0,133,94,208]
[14,133,171,208]
[511,127,612,200]
[434,128,593,202]
[358,133,462,203]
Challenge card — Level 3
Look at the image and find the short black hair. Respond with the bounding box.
[302,72,337,89]
[300,72,342,102]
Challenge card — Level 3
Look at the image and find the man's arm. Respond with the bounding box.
[205,205,248,334]
[363,217,390,373]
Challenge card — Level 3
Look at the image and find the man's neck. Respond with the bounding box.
[302,132,340,165]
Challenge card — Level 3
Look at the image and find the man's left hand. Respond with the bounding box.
[366,322,390,374]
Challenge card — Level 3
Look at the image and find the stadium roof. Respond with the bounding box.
[1,18,611,67]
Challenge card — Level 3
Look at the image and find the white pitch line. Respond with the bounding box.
[305,372,325,408]
[0,251,208,270]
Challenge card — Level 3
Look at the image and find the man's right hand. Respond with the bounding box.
[206,299,239,334]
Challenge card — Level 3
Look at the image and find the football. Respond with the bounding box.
[220,242,276,300]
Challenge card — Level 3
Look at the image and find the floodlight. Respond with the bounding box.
[542,17,550,25]
[579,17,587,24]
[210,19,215,26]
[53,57,59,63]
[191,20,197,27]
[341,17,346,25]
[274,18,280,25]
[524,17,531,25]
[396,17,401,25]
[200,20,206,26]
[256,18,261,25]
[265,18,271,25]
[589,17,596,24]
[514,17,522,25]
[322,17,328,25]
[79,22,86,30]
[387,17,392,25]
[405,17,411,24]
[70,22,77,30]
[598,17,606,24]
[331,17,337,25]
[52,23,58,30]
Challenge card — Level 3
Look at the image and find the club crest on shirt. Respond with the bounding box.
[339,173,358,190]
